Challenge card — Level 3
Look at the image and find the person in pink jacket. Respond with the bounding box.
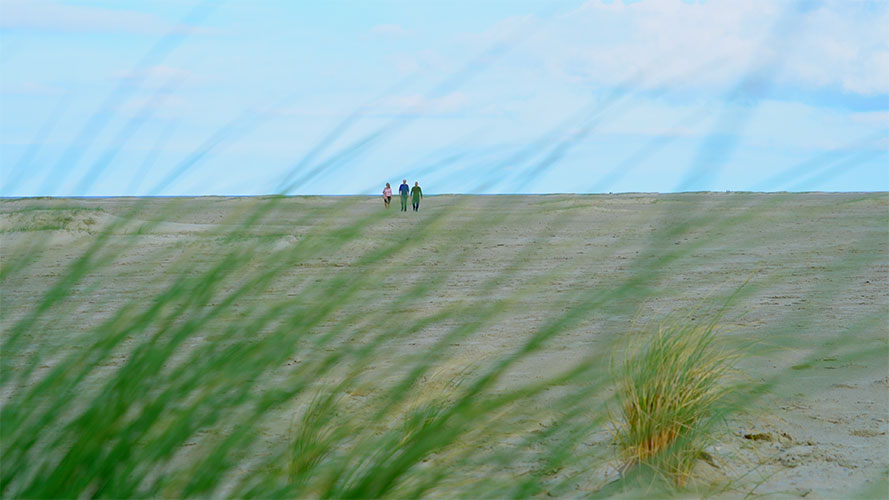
[382,183,392,208]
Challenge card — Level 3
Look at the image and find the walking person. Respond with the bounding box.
[398,179,410,212]
[411,181,423,212]
[382,183,392,208]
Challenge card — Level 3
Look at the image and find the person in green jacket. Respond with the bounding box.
[411,182,423,212]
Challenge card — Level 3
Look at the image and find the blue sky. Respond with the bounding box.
[1,0,887,196]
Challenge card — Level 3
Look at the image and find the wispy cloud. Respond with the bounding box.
[0,1,219,35]
[851,110,889,127]
[114,65,206,90]
[0,81,66,96]
[370,24,412,37]
[118,94,190,119]
[480,0,889,100]
[370,92,469,117]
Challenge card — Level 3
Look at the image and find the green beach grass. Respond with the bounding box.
[612,315,734,486]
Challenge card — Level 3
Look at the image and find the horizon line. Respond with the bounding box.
[2,190,887,200]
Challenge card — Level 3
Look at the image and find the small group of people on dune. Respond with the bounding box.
[382,179,423,212]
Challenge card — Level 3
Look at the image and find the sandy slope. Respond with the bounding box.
[2,193,887,498]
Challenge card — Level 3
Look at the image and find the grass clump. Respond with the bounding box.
[613,316,733,486]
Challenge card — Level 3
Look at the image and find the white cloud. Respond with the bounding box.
[536,1,777,90]
[780,2,889,96]
[479,0,888,98]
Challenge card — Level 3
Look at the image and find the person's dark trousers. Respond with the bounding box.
[412,202,419,211]
[400,194,408,211]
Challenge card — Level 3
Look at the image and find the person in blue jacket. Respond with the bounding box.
[398,179,410,212]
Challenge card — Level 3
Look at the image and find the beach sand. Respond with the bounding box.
[2,193,887,497]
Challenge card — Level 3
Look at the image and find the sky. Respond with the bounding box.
[1,0,887,196]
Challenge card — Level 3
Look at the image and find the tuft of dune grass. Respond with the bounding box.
[613,316,734,486]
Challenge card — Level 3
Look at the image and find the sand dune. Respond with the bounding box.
[2,193,886,497]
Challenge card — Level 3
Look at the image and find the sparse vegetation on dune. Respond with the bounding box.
[0,207,104,233]
[612,316,734,487]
